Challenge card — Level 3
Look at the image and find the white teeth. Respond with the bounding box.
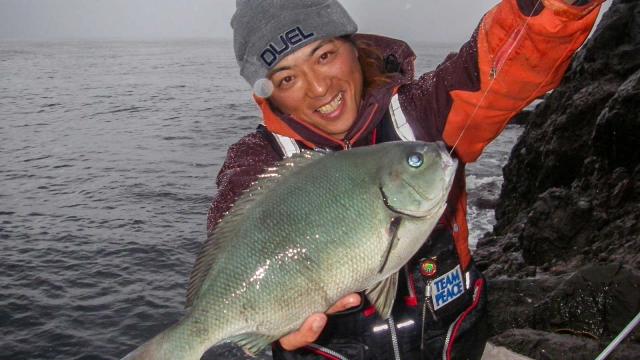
[316,92,343,114]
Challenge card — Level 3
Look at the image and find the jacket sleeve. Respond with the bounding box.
[206,133,280,233]
[399,0,606,163]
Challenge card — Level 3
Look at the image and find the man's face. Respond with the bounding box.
[267,38,363,140]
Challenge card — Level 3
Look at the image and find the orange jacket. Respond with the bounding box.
[435,0,604,268]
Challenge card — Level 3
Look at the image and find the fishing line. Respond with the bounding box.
[595,311,640,360]
[449,0,543,156]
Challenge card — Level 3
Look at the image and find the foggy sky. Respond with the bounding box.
[0,0,517,43]
[0,0,611,43]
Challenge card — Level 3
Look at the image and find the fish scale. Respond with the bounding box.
[122,141,457,360]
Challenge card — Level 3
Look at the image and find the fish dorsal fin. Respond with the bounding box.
[228,333,278,356]
[185,149,326,308]
[364,272,399,319]
[260,149,327,178]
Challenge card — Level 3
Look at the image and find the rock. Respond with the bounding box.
[487,275,566,334]
[491,329,640,360]
[518,188,595,266]
[508,110,532,125]
[482,342,535,360]
[474,0,640,358]
[534,264,640,341]
[468,180,503,210]
[493,0,640,237]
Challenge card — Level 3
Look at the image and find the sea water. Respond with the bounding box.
[0,38,522,360]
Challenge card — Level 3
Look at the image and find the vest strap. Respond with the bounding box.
[389,94,416,141]
[272,133,301,158]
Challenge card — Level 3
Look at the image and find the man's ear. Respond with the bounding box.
[352,42,359,58]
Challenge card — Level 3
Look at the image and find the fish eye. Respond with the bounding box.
[407,153,423,168]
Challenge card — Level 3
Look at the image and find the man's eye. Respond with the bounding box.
[319,52,331,61]
[280,76,293,85]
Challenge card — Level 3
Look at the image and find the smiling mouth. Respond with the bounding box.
[316,92,343,114]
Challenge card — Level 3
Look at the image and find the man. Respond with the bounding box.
[208,0,605,358]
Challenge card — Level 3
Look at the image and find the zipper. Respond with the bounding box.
[339,102,379,150]
[347,102,379,147]
[424,282,438,322]
[442,280,482,360]
[404,265,415,299]
[442,317,457,360]
[387,316,402,360]
[420,281,438,359]
[288,114,344,145]
[305,343,350,360]
[490,25,523,79]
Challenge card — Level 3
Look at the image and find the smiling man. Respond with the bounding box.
[267,37,363,139]
[206,0,607,359]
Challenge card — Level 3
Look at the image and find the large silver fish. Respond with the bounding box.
[122,141,457,360]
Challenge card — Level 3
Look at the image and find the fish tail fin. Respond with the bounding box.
[121,317,219,360]
[121,330,170,360]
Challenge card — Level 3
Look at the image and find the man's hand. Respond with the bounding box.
[278,293,361,351]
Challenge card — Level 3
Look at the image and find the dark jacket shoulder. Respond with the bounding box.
[207,132,280,232]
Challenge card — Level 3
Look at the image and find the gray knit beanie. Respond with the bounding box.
[231,0,357,91]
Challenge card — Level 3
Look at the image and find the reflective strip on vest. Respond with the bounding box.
[270,95,415,156]
[273,133,301,158]
[389,94,416,141]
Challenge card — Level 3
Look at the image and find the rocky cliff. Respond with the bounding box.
[474,0,640,358]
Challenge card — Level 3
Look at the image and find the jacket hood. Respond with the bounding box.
[254,34,417,150]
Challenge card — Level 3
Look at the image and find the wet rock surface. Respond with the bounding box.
[474,0,640,358]
[491,329,640,360]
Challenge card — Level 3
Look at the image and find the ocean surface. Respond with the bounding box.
[0,38,523,360]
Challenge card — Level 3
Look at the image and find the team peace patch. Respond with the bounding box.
[430,265,464,310]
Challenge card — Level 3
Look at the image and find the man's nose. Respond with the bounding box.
[305,70,329,97]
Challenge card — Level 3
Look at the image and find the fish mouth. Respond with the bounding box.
[402,177,436,202]
[379,182,443,219]
[399,177,444,218]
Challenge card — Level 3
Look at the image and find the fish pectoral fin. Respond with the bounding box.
[228,333,277,356]
[377,217,402,274]
[364,272,399,319]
